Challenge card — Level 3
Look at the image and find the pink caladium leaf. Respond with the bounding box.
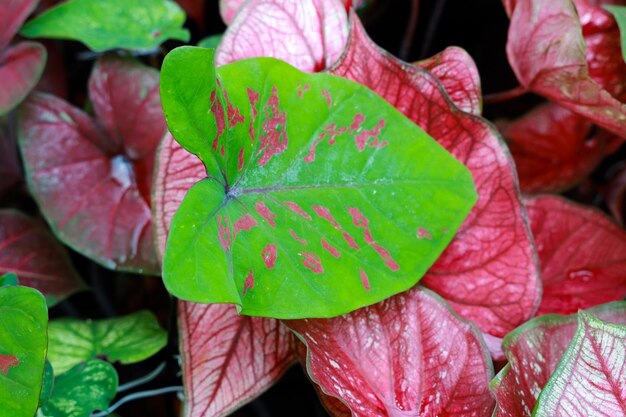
[219,0,361,25]
[152,134,296,417]
[500,103,606,193]
[491,302,626,417]
[0,0,38,51]
[216,0,348,72]
[505,0,626,138]
[330,15,541,337]
[285,286,495,417]
[415,46,482,115]
[179,302,295,417]
[0,209,84,304]
[526,195,626,316]
[19,56,163,273]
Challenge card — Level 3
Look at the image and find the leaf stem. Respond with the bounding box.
[90,386,184,417]
[483,85,528,104]
[399,0,419,60]
[117,361,166,393]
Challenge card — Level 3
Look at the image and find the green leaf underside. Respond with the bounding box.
[161,47,477,318]
[47,310,166,374]
[606,6,626,62]
[0,286,48,417]
[20,0,189,52]
[41,360,117,417]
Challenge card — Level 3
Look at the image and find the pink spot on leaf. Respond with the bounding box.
[258,87,288,166]
[354,119,386,152]
[243,270,254,295]
[0,354,18,376]
[302,252,323,274]
[348,207,399,271]
[217,215,231,252]
[210,90,226,151]
[350,113,365,133]
[233,214,257,237]
[321,239,340,258]
[297,83,310,98]
[255,201,277,227]
[417,227,432,239]
[238,148,245,171]
[247,88,259,142]
[289,229,308,245]
[360,268,371,291]
[262,244,277,269]
[313,206,360,249]
[321,89,332,107]
[285,201,312,220]
[224,90,244,128]
[304,124,348,163]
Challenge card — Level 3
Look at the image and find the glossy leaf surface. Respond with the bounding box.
[161,46,477,318]
[286,287,494,417]
[527,195,626,315]
[505,0,626,138]
[501,104,605,193]
[0,42,46,116]
[153,133,297,417]
[330,16,540,336]
[0,285,48,417]
[491,302,626,417]
[47,310,166,374]
[20,0,190,52]
[0,209,83,304]
[19,56,163,273]
[606,5,626,61]
[533,312,626,416]
[216,0,348,72]
[41,360,118,417]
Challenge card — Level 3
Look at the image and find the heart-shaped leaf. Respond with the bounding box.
[0,285,48,417]
[153,132,297,417]
[0,42,47,116]
[500,103,606,193]
[161,46,477,318]
[20,0,190,52]
[526,195,626,316]
[533,311,626,416]
[415,46,482,115]
[40,359,118,417]
[46,310,166,374]
[285,286,495,417]
[330,15,541,336]
[606,5,626,62]
[0,209,84,305]
[216,0,348,72]
[19,56,163,273]
[491,302,626,417]
[505,0,626,138]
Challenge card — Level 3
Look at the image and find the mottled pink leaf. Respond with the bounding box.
[604,164,626,225]
[152,133,296,417]
[0,209,84,303]
[491,302,626,417]
[19,56,162,273]
[0,0,38,51]
[526,195,626,316]
[505,0,626,138]
[500,103,606,193]
[216,0,348,72]
[285,286,494,417]
[416,46,482,115]
[330,15,540,337]
[0,42,46,116]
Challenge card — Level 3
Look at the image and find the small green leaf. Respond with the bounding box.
[20,0,190,52]
[47,310,166,374]
[0,272,19,287]
[605,6,626,62]
[160,47,477,318]
[38,361,54,407]
[0,286,48,417]
[198,34,223,49]
[40,360,118,417]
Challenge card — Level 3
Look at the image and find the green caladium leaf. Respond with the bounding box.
[0,285,48,417]
[40,360,117,417]
[160,47,477,318]
[198,34,223,49]
[606,6,626,63]
[20,0,190,52]
[47,310,166,374]
[0,272,18,287]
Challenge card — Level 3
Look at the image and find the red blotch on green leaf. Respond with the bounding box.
[526,195,626,316]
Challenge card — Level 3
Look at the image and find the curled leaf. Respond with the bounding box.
[526,195,626,316]
[285,287,495,417]
[330,15,540,336]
